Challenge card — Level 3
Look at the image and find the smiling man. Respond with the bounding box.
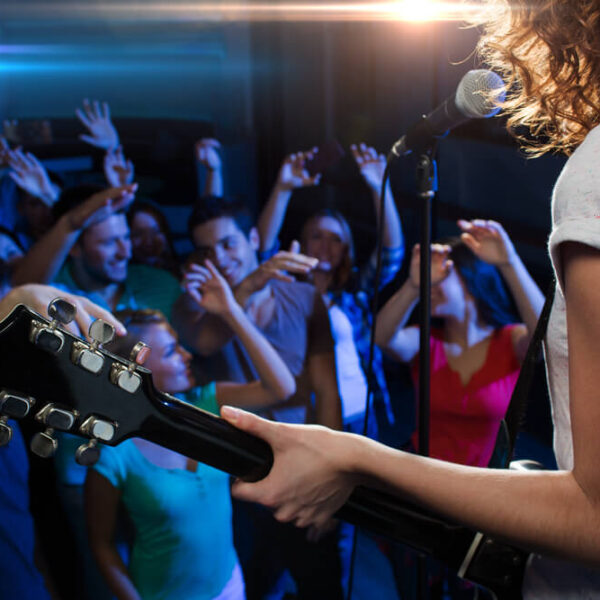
[51,184,181,318]
[173,197,344,600]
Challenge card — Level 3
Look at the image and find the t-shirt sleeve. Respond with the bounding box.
[549,216,600,295]
[307,289,334,356]
[92,444,127,489]
[184,382,220,415]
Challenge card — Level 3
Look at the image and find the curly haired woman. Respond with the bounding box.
[219,2,600,597]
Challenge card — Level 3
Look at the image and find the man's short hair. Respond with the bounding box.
[51,183,107,223]
[188,196,255,241]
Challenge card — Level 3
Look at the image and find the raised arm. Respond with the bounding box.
[351,143,403,250]
[257,150,321,253]
[195,138,223,197]
[104,146,134,188]
[458,219,545,359]
[11,185,137,286]
[222,242,600,565]
[187,260,295,405]
[85,471,141,600]
[375,244,452,363]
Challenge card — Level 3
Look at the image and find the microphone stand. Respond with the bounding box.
[415,150,438,600]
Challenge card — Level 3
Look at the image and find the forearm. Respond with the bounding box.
[498,254,545,333]
[371,183,403,249]
[352,438,600,564]
[374,281,419,348]
[202,169,223,197]
[221,304,295,399]
[11,216,79,285]
[257,185,291,252]
[92,545,141,600]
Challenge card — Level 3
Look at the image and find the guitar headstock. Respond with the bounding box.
[0,297,161,465]
[0,297,273,480]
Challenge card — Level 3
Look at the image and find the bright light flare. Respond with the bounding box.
[0,2,496,23]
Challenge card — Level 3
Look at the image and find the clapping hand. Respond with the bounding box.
[458,219,516,267]
[76,99,119,151]
[104,146,134,187]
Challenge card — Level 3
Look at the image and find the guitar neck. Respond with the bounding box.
[144,394,526,598]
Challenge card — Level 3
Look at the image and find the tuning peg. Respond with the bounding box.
[35,404,77,431]
[30,430,58,458]
[0,391,35,419]
[75,439,101,466]
[110,341,150,394]
[71,319,115,374]
[0,420,13,446]
[89,319,115,347]
[29,297,77,353]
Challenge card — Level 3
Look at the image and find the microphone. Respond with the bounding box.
[391,69,505,157]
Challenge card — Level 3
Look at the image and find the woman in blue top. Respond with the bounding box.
[85,260,295,600]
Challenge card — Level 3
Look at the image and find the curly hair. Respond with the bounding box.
[474,0,600,155]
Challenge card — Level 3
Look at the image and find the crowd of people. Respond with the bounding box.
[2,1,599,597]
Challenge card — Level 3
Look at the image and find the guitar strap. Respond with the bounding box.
[488,281,556,469]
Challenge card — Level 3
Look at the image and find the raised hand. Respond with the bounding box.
[408,243,453,289]
[195,138,222,171]
[350,143,385,191]
[183,259,238,315]
[65,184,138,232]
[103,146,134,187]
[275,150,321,191]
[76,99,119,151]
[7,149,60,206]
[240,242,318,296]
[458,219,516,266]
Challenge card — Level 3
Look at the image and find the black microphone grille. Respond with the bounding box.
[455,69,506,119]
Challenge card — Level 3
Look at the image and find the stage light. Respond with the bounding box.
[0,2,495,23]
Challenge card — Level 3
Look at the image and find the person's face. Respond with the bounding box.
[130,211,168,266]
[142,322,195,394]
[75,214,132,284]
[303,216,347,272]
[0,233,24,266]
[192,217,258,286]
[19,193,53,237]
[431,267,469,318]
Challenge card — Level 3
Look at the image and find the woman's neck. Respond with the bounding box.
[443,305,493,348]
[311,270,333,295]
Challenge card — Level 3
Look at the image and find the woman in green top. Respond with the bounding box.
[85,260,295,600]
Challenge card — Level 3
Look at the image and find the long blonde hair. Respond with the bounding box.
[474,0,600,155]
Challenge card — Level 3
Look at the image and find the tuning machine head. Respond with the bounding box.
[110,341,150,394]
[0,391,36,447]
[30,297,77,353]
[71,319,116,374]
[75,440,101,466]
